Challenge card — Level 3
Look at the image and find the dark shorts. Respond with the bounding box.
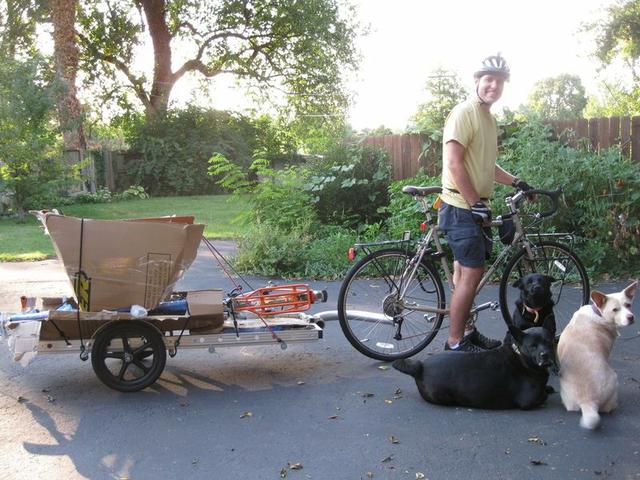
[438,202,492,268]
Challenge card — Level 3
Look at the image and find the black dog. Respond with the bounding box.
[511,273,557,337]
[392,324,556,410]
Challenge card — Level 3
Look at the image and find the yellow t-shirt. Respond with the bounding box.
[440,98,498,209]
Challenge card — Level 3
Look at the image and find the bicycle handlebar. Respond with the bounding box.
[510,187,562,219]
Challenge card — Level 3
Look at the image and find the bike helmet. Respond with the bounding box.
[474,54,510,81]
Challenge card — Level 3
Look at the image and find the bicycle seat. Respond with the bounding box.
[402,186,442,197]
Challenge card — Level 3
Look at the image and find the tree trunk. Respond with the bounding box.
[50,0,92,190]
[140,0,174,118]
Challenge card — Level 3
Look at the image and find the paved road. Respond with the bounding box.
[1,245,639,479]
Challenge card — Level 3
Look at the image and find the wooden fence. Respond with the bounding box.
[548,116,640,162]
[363,116,640,181]
[361,133,436,180]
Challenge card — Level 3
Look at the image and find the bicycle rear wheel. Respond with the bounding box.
[337,248,446,361]
[499,241,590,336]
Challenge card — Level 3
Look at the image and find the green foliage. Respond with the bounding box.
[584,83,640,117]
[73,187,113,204]
[127,107,257,196]
[302,225,359,279]
[247,158,318,232]
[499,120,640,276]
[407,68,467,133]
[0,0,48,59]
[66,184,149,204]
[208,153,253,192]
[0,56,70,215]
[524,74,587,120]
[233,223,310,277]
[382,171,441,239]
[584,0,640,77]
[114,185,149,201]
[304,144,392,227]
[77,0,360,126]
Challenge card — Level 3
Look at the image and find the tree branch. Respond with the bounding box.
[77,31,152,111]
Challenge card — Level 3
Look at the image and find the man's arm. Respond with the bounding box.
[495,164,517,186]
[445,140,481,206]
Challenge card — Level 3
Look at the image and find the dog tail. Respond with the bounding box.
[392,359,423,379]
[579,404,601,430]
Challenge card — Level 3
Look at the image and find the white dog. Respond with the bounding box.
[557,281,637,430]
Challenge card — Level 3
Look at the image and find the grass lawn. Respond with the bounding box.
[0,194,249,262]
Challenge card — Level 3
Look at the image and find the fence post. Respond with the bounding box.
[620,117,631,158]
[588,118,599,151]
[632,116,640,162]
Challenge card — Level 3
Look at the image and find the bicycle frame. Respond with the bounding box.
[351,189,576,320]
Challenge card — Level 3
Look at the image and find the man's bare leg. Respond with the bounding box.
[447,260,484,347]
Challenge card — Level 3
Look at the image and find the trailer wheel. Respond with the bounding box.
[91,320,166,392]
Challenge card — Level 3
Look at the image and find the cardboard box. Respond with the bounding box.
[41,213,204,312]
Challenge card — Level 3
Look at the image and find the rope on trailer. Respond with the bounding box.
[201,237,254,291]
[49,320,71,346]
[76,218,88,361]
[202,237,284,345]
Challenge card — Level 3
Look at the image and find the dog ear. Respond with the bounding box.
[624,281,638,300]
[591,290,607,309]
[512,278,523,289]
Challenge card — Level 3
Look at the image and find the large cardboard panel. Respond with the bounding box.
[43,214,204,311]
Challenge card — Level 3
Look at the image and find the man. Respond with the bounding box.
[438,53,532,352]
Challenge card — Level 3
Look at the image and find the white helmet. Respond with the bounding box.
[474,54,510,81]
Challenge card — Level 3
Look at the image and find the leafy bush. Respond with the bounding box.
[382,171,441,239]
[127,107,257,196]
[302,225,360,279]
[114,185,149,200]
[499,120,640,276]
[233,223,310,277]
[0,56,70,215]
[305,144,392,227]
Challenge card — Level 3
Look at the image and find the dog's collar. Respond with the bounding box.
[591,301,602,317]
[522,304,541,324]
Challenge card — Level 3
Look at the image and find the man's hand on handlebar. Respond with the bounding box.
[514,179,533,192]
[512,178,537,201]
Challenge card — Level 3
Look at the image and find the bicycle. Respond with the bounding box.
[337,186,590,361]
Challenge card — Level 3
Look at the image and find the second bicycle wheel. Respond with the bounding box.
[499,241,590,336]
[337,248,446,361]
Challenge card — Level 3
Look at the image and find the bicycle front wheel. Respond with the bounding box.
[499,241,590,335]
[337,248,446,361]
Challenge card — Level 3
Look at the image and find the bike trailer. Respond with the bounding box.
[0,212,326,392]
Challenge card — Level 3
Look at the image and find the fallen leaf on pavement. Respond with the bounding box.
[528,437,547,446]
[530,459,547,466]
[378,365,389,371]
[280,467,288,478]
[381,455,394,463]
[240,411,253,418]
[389,436,400,444]
[288,462,303,470]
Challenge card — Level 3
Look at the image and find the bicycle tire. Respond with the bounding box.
[499,241,590,336]
[337,248,446,361]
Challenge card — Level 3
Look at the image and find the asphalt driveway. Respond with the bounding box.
[0,244,639,479]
